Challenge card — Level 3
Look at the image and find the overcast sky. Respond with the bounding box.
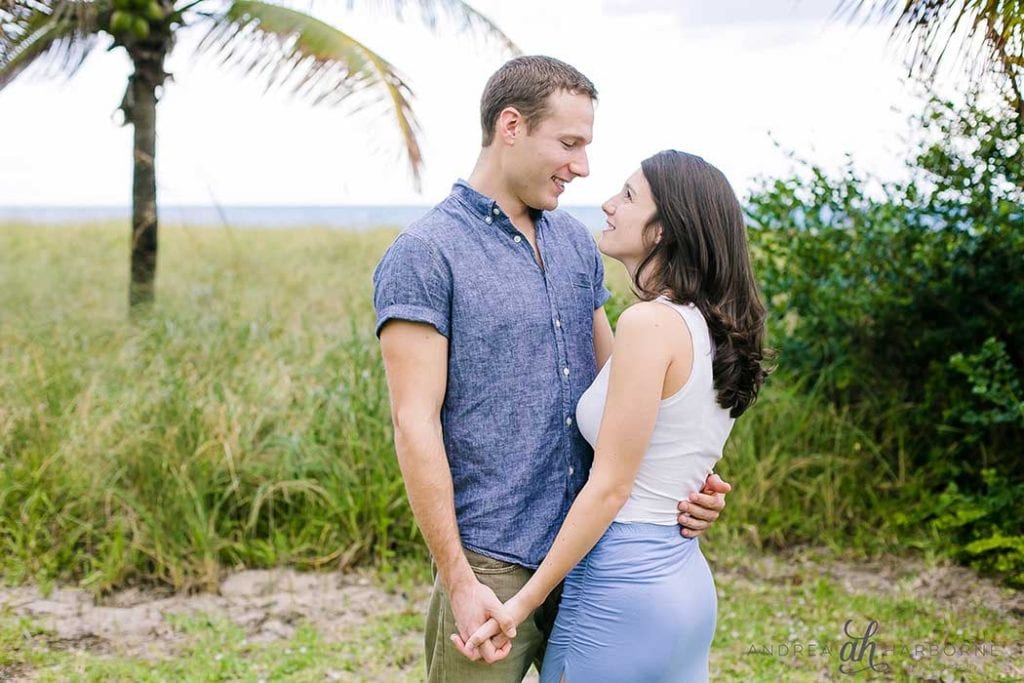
[0,0,927,207]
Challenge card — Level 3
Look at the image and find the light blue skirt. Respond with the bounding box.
[540,522,717,683]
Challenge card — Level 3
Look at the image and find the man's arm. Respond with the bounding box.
[379,320,509,658]
[380,320,469,592]
[593,306,614,369]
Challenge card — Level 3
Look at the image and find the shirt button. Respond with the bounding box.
[569,466,575,476]
[492,207,500,215]
[513,235,522,243]
[555,319,561,328]
[565,416,573,426]
[562,367,570,376]
[485,216,493,224]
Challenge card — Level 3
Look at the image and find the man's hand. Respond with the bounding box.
[677,472,732,538]
[447,578,511,663]
[452,618,505,662]
[451,594,530,665]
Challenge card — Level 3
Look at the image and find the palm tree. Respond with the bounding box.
[0,0,517,307]
[839,1,1023,120]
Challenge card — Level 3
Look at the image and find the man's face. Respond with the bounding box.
[507,91,593,211]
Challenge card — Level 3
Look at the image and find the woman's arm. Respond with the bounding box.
[456,302,689,659]
[599,305,728,539]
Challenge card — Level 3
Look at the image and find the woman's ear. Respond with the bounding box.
[648,222,664,246]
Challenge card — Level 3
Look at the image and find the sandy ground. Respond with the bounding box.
[1,551,1021,679]
[1,569,425,662]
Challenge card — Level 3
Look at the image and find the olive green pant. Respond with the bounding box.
[425,548,562,682]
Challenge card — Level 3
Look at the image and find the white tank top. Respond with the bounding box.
[575,298,736,525]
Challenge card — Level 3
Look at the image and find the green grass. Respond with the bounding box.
[0,222,1020,680]
[1,549,1019,681]
[708,551,1023,681]
[2,223,418,592]
[0,222,970,593]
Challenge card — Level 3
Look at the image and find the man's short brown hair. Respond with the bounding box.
[479,55,598,146]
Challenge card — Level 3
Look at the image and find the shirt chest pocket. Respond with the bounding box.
[568,273,595,343]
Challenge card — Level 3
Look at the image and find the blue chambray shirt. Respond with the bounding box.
[373,180,612,568]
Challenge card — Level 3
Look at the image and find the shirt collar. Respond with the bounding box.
[451,179,500,219]
[451,179,546,235]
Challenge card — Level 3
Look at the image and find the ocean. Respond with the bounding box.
[0,205,608,232]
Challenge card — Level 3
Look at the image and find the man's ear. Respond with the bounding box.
[497,106,523,146]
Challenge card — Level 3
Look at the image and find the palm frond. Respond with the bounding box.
[837,0,1023,80]
[198,0,424,186]
[1,0,101,90]
[351,0,519,55]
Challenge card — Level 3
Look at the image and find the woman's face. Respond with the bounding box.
[599,168,659,267]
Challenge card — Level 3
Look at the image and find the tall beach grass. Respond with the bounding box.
[1,223,917,592]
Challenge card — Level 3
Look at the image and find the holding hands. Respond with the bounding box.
[450,594,532,664]
[447,577,516,663]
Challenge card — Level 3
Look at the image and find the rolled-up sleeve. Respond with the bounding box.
[372,234,452,338]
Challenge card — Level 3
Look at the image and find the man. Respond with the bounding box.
[373,55,731,682]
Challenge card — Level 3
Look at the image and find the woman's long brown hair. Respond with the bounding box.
[635,150,770,418]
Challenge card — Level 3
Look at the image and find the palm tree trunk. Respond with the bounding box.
[125,42,168,309]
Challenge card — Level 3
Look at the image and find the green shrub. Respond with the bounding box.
[744,90,1024,582]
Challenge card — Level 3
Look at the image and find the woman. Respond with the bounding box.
[454,150,770,682]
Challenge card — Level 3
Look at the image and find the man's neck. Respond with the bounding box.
[467,155,534,229]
